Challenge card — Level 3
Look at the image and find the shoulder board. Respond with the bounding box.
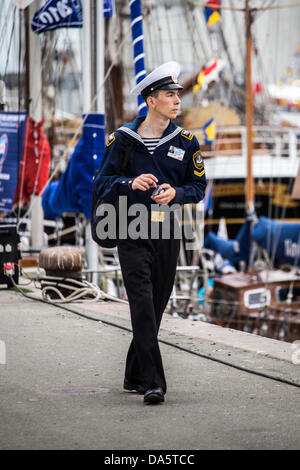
[181,130,194,140]
[106,132,116,147]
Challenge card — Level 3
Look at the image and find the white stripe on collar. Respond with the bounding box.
[118,127,145,145]
[156,127,183,148]
[118,126,183,149]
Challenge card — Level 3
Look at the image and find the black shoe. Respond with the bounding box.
[144,387,165,404]
[123,379,145,395]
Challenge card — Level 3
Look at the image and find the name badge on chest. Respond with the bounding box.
[167,145,185,161]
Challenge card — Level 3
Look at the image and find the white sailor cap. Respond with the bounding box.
[130,61,183,100]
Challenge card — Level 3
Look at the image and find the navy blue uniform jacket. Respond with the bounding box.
[94,117,207,208]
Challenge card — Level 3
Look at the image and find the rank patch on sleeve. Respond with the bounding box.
[106,132,115,147]
[194,169,205,178]
[181,130,193,140]
[193,150,204,170]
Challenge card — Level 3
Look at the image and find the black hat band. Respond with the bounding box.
[141,76,183,99]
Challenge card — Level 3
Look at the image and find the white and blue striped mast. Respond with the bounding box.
[129,0,147,116]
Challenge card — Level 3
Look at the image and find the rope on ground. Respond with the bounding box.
[39,277,128,305]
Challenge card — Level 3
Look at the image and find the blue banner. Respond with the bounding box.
[31,0,83,34]
[0,112,27,213]
[103,0,114,18]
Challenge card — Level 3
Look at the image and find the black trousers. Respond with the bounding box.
[117,230,180,394]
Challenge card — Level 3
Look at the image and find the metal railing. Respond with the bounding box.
[190,125,300,179]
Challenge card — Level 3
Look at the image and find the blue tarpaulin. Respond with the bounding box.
[253,216,300,266]
[204,219,252,265]
[42,113,105,219]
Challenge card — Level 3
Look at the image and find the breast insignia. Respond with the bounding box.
[181,129,193,140]
[193,150,204,170]
[106,132,116,147]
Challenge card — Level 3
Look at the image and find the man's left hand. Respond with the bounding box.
[151,183,176,204]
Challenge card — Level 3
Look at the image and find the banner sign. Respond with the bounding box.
[31,0,83,34]
[0,112,27,213]
[103,0,114,18]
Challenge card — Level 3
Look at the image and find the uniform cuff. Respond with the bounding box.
[119,177,133,195]
[173,186,184,204]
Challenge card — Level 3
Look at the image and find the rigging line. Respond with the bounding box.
[268,178,296,269]
[3,9,16,81]
[0,1,14,55]
[16,7,28,225]
[250,39,268,123]
[9,276,300,390]
[164,5,176,61]
[31,35,62,198]
[255,3,278,86]
[19,22,134,224]
[256,2,300,11]
[153,4,164,64]
[195,3,213,61]
[190,1,244,11]
[16,25,61,214]
[143,4,155,67]
[191,1,300,11]
[183,1,209,64]
[1,5,15,78]
[280,234,300,334]
[274,0,280,85]
[216,15,236,78]
[228,0,244,65]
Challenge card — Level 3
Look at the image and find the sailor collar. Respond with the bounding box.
[118,117,182,149]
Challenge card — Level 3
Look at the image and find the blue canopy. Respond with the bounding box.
[204,219,252,265]
[253,216,300,266]
[42,113,105,219]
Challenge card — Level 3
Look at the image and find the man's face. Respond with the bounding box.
[149,89,181,119]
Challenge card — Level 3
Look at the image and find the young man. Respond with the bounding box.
[94,62,206,404]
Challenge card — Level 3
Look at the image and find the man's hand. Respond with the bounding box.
[151,183,176,204]
[131,174,158,191]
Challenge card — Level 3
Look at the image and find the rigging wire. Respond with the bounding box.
[143,3,156,68]
[8,274,300,390]
[164,5,176,61]
[183,0,210,64]
[3,11,16,82]
[16,21,134,226]
[0,2,15,62]
[153,3,165,64]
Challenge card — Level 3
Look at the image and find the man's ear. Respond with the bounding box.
[146,95,156,108]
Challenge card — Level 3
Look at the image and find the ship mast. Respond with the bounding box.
[245,0,254,214]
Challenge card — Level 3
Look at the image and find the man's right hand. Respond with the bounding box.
[131,174,158,191]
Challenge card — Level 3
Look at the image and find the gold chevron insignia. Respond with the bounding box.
[194,169,205,177]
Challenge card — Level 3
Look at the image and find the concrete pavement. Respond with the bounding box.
[0,283,300,450]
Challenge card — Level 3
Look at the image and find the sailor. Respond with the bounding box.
[94,61,206,404]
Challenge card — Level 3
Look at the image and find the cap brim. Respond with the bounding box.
[131,61,181,96]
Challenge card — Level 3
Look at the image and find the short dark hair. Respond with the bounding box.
[145,90,160,106]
